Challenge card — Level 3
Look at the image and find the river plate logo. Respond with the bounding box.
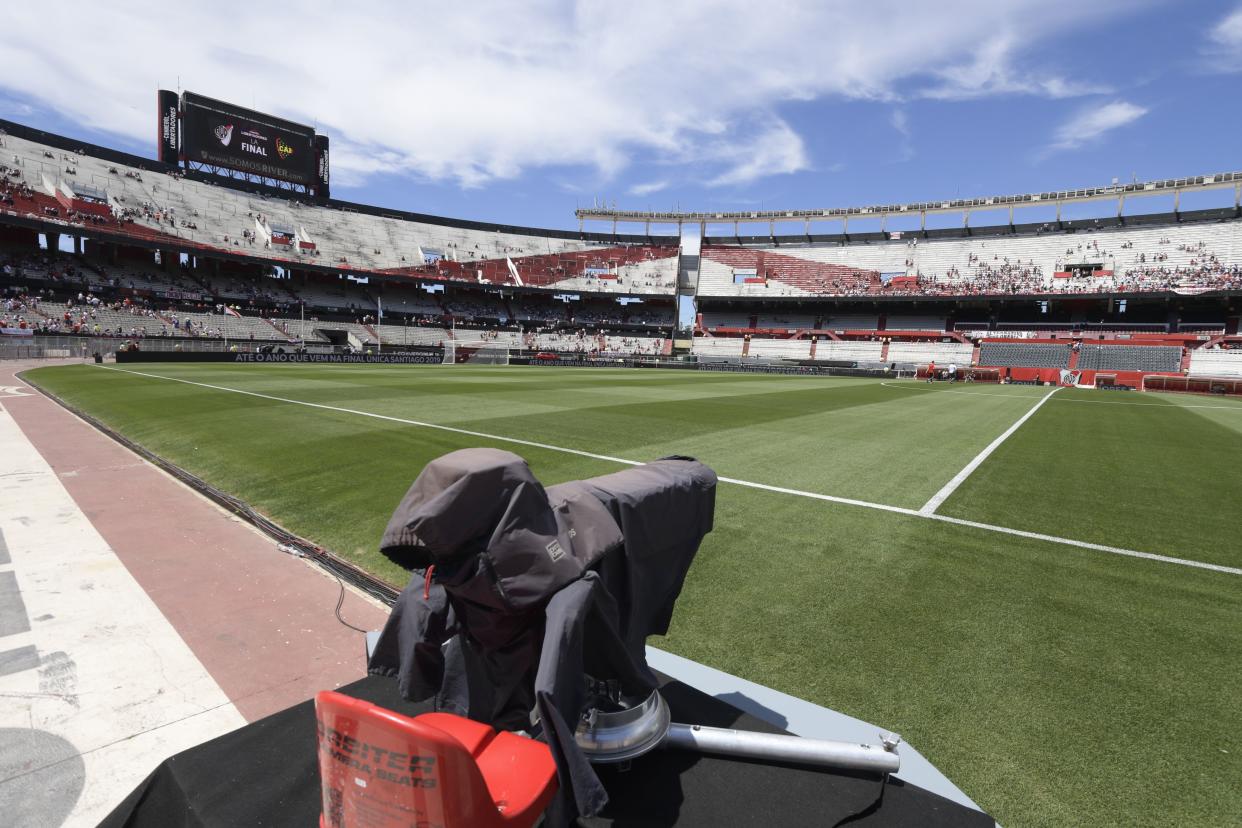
[276,137,294,160]
[214,123,233,147]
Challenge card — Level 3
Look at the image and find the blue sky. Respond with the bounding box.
[2,1,1241,236]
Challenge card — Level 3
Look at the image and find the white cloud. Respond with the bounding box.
[1042,100,1148,156]
[1203,5,1242,72]
[889,108,913,161]
[918,33,1112,100]
[628,180,669,197]
[0,1,1138,190]
[890,109,909,136]
[705,119,808,187]
[0,98,35,118]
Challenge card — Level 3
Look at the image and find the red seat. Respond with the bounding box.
[315,691,557,828]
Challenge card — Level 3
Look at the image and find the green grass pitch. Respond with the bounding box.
[23,363,1242,827]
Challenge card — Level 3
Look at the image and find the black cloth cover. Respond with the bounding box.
[368,451,718,823]
[377,447,625,606]
[97,674,995,828]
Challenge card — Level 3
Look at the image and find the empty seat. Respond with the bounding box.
[887,341,973,365]
[1189,348,1242,378]
[978,342,1071,369]
[746,337,812,359]
[1078,345,1181,372]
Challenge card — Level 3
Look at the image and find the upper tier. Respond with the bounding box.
[698,218,1242,299]
[0,121,679,297]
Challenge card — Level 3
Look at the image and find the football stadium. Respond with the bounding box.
[1,6,1241,827]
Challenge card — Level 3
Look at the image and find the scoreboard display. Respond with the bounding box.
[180,92,316,186]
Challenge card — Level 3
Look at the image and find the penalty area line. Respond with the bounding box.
[93,365,1242,577]
[919,387,1058,516]
[928,514,1242,575]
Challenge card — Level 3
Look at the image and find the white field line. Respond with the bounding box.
[880,381,1046,400]
[928,514,1242,575]
[919,388,1058,516]
[93,365,1242,577]
[880,381,1242,411]
[96,366,643,468]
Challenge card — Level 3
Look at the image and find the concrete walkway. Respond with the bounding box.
[0,361,389,826]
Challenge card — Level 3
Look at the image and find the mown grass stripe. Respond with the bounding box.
[919,388,1058,516]
[97,365,1242,577]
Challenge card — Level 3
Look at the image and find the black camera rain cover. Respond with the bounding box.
[378,448,623,611]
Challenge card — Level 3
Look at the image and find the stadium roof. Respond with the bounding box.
[576,170,1242,228]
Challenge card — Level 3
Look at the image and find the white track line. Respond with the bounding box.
[919,388,1058,516]
[91,365,1242,576]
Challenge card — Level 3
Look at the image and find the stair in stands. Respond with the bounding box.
[260,316,297,341]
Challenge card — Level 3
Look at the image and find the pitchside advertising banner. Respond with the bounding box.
[181,92,315,185]
[234,352,442,364]
[115,351,442,364]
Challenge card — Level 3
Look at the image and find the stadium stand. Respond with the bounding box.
[977,342,1072,369]
[5,118,1241,374]
[698,219,1242,298]
[459,329,523,348]
[1188,347,1242,378]
[526,331,604,353]
[290,279,375,312]
[443,295,508,321]
[276,317,330,343]
[367,323,451,347]
[613,303,675,328]
[886,315,946,331]
[813,340,884,363]
[372,290,443,317]
[887,341,973,366]
[746,338,812,359]
[698,247,878,297]
[601,334,666,355]
[33,301,171,338]
[0,236,672,355]
[700,311,755,329]
[1076,344,1182,372]
[0,127,679,296]
[755,313,816,329]
[168,310,292,341]
[824,313,879,330]
[690,337,746,357]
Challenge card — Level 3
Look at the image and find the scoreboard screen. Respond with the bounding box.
[181,92,315,185]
